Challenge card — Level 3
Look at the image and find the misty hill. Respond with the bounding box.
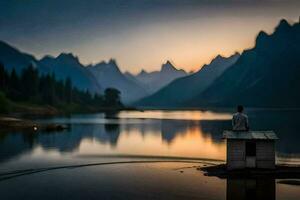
[87,59,149,103]
[187,19,300,108]
[39,53,101,93]
[0,41,101,93]
[0,41,39,73]
[0,41,153,103]
[129,61,187,94]
[136,53,239,107]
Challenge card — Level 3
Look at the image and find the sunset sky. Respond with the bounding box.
[1,0,299,73]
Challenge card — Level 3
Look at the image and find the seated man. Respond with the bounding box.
[232,105,249,131]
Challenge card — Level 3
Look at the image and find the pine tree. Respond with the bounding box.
[9,68,21,100]
[0,64,122,111]
[21,64,39,101]
[65,77,72,104]
[0,63,6,90]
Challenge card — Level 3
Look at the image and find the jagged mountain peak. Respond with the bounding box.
[161,60,177,72]
[56,53,80,63]
[89,58,122,76]
[108,58,117,65]
[138,69,148,76]
[40,55,55,62]
[276,19,291,32]
[255,30,269,46]
[209,52,240,66]
[135,51,239,107]
[165,60,172,65]
[57,52,75,58]
[94,61,107,66]
[184,18,300,108]
[210,55,227,65]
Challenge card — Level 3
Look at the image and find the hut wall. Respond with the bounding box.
[227,140,245,169]
[256,140,275,169]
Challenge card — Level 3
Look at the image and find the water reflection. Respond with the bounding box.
[0,119,229,163]
[227,179,275,200]
[0,110,300,165]
[103,123,121,147]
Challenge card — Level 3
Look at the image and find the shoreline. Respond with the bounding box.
[200,164,300,179]
[136,107,300,112]
[0,116,69,133]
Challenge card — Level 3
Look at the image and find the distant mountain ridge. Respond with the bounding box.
[186,19,300,108]
[136,18,300,108]
[126,61,187,94]
[0,40,189,104]
[0,41,101,93]
[0,41,38,73]
[136,53,240,107]
[87,59,149,103]
[2,18,298,108]
[39,53,102,93]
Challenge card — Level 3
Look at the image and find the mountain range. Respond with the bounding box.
[0,41,187,103]
[188,19,300,108]
[126,61,187,94]
[136,19,300,108]
[39,53,102,93]
[86,59,149,103]
[136,53,240,107]
[0,42,101,93]
[1,18,298,107]
[0,41,37,73]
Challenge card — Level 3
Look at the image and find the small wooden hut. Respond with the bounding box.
[223,131,278,170]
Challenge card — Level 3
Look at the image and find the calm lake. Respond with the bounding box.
[0,110,299,199]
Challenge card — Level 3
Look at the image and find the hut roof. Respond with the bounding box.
[223,131,278,140]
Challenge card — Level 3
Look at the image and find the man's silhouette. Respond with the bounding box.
[232,105,249,131]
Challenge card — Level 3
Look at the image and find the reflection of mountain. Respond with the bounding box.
[199,120,231,141]
[160,120,230,144]
[1,111,300,164]
[36,124,121,151]
[0,124,121,163]
[161,120,190,143]
[0,119,228,163]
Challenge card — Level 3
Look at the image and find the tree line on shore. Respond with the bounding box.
[0,63,123,113]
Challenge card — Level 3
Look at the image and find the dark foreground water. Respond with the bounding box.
[0,110,299,199]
